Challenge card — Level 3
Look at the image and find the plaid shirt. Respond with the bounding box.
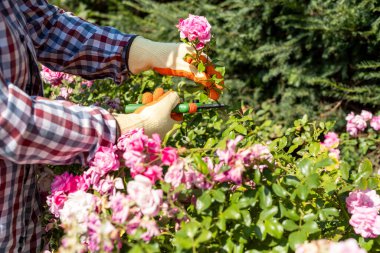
[0,1,136,252]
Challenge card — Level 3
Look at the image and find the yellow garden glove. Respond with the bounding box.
[113,89,182,138]
[128,36,223,100]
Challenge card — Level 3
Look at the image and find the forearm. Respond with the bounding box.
[0,81,117,165]
[19,0,136,83]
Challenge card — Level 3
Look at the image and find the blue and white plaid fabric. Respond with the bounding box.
[0,1,136,251]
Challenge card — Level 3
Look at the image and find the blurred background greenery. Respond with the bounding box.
[49,0,380,130]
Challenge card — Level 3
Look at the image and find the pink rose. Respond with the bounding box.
[361,110,373,121]
[58,87,73,99]
[127,175,162,216]
[91,146,120,176]
[46,190,67,218]
[40,65,75,86]
[346,189,380,214]
[93,176,115,195]
[109,192,130,224]
[142,165,163,184]
[147,134,162,155]
[349,207,380,238]
[176,14,212,49]
[321,132,340,149]
[161,147,178,166]
[140,220,160,242]
[370,115,380,131]
[164,159,185,188]
[51,172,76,193]
[329,238,367,253]
[82,80,94,88]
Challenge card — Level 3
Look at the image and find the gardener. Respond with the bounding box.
[0,1,220,252]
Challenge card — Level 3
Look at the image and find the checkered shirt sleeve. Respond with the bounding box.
[19,0,136,84]
[0,74,118,165]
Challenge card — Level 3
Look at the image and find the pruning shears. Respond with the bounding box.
[125,102,226,114]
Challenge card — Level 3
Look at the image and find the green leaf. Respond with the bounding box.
[297,158,314,176]
[308,142,320,156]
[223,205,241,220]
[289,231,307,250]
[283,219,298,231]
[241,210,252,226]
[301,221,320,234]
[303,213,317,222]
[196,192,212,213]
[265,219,284,239]
[260,206,278,220]
[272,183,288,198]
[296,184,309,200]
[195,230,212,244]
[358,237,374,251]
[304,173,320,189]
[339,161,350,180]
[358,158,373,179]
[193,153,209,175]
[259,186,273,209]
[197,61,206,72]
[315,157,335,169]
[234,124,247,135]
[211,189,226,203]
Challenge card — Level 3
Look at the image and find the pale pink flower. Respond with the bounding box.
[82,80,94,88]
[204,157,228,183]
[142,165,163,184]
[127,175,162,216]
[83,166,102,187]
[86,213,101,252]
[329,148,340,160]
[40,65,75,86]
[58,87,73,99]
[164,159,185,188]
[93,175,116,195]
[321,132,340,149]
[147,134,161,155]
[329,238,367,253]
[349,207,380,238]
[216,135,243,164]
[116,129,143,151]
[353,115,368,131]
[239,143,273,170]
[361,110,373,121]
[176,14,211,49]
[227,160,245,184]
[109,192,130,224]
[126,213,142,235]
[161,147,178,166]
[140,220,160,242]
[46,190,67,218]
[346,189,380,214]
[370,115,380,131]
[346,122,359,137]
[91,146,120,176]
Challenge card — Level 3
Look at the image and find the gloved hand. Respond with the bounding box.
[113,89,182,138]
[128,37,223,97]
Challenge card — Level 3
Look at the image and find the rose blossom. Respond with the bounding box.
[161,147,178,166]
[349,207,380,238]
[164,159,185,188]
[59,191,97,232]
[40,65,74,86]
[176,14,211,49]
[127,175,162,216]
[51,171,76,193]
[140,219,160,242]
[346,112,367,136]
[109,192,130,224]
[321,132,340,149]
[329,238,367,253]
[91,146,120,176]
[46,190,67,218]
[142,165,163,184]
[346,189,380,214]
[360,110,373,121]
[370,115,380,131]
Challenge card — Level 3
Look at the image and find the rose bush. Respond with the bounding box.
[38,15,380,253]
